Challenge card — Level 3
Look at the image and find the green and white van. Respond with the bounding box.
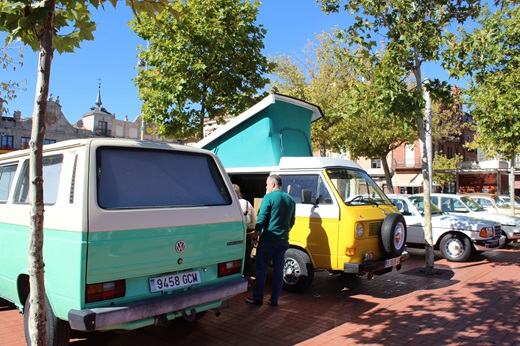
[0,138,248,345]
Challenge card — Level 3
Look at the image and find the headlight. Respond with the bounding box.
[479,227,493,238]
[355,223,364,238]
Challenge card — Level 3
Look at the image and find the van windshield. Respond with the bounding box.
[326,168,391,206]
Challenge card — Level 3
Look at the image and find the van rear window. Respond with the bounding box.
[96,147,232,209]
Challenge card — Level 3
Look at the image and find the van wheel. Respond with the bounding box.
[24,295,70,346]
[381,213,407,257]
[283,249,314,293]
[439,233,472,262]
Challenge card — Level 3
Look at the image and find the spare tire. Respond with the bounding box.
[381,213,407,257]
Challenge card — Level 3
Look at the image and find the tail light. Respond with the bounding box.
[86,280,126,303]
[218,259,242,277]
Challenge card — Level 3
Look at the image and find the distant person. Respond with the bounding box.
[233,184,256,279]
[245,174,295,307]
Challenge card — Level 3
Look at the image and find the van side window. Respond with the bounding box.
[97,147,232,209]
[281,174,332,204]
[13,155,63,204]
[0,164,18,202]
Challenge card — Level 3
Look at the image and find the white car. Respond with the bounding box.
[387,194,502,262]
[424,193,520,244]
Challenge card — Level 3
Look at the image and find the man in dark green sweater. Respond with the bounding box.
[246,174,295,307]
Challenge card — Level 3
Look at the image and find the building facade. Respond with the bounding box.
[0,87,177,154]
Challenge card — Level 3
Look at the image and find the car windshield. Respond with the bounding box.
[502,196,520,207]
[491,195,507,207]
[461,196,486,212]
[408,196,443,214]
[326,168,391,206]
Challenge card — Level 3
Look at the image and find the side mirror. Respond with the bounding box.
[301,189,313,204]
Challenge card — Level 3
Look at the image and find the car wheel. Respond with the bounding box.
[24,295,70,346]
[381,213,407,257]
[283,248,314,293]
[502,231,512,244]
[439,233,472,262]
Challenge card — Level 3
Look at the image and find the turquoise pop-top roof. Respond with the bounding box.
[196,93,323,169]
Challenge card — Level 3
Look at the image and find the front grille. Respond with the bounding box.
[494,225,502,239]
[369,221,382,237]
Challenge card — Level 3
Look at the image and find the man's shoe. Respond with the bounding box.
[245,296,262,305]
[267,300,278,307]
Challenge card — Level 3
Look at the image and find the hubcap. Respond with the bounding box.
[394,223,405,250]
[284,258,300,284]
[446,239,464,258]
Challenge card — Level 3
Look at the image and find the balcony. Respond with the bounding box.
[95,128,112,137]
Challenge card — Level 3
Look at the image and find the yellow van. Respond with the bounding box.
[229,156,409,292]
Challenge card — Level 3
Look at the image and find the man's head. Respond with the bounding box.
[266,174,282,193]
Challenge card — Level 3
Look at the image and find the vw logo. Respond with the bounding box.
[175,241,186,253]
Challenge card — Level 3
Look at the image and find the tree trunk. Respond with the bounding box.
[510,155,516,216]
[28,1,55,344]
[382,154,393,194]
[413,49,435,275]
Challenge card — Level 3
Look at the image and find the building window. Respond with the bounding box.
[21,137,30,149]
[1,136,13,150]
[405,144,415,167]
[371,158,382,169]
[447,147,453,159]
[44,139,56,145]
[96,121,110,136]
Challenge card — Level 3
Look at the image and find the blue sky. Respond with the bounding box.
[2,1,453,124]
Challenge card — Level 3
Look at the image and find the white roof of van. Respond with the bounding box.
[225,156,362,174]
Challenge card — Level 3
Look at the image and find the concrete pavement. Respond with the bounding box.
[1,243,519,345]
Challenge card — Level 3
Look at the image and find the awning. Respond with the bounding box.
[392,173,424,187]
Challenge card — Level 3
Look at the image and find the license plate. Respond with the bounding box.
[385,257,400,268]
[149,271,201,293]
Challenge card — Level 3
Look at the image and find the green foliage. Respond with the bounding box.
[333,48,420,160]
[0,45,26,114]
[1,0,98,53]
[0,0,170,53]
[433,151,463,190]
[430,89,466,143]
[443,3,520,159]
[318,0,479,119]
[132,0,273,140]
[270,29,358,156]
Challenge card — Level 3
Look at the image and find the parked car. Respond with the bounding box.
[499,195,520,209]
[387,194,502,262]
[464,193,520,216]
[424,193,520,244]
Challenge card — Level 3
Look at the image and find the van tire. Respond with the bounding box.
[283,248,314,293]
[381,213,407,257]
[24,295,70,346]
[439,233,472,262]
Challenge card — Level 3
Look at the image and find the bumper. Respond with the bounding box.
[68,277,248,332]
[502,226,520,240]
[343,251,410,274]
[473,238,500,251]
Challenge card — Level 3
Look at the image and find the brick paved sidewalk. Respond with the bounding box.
[2,244,519,345]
